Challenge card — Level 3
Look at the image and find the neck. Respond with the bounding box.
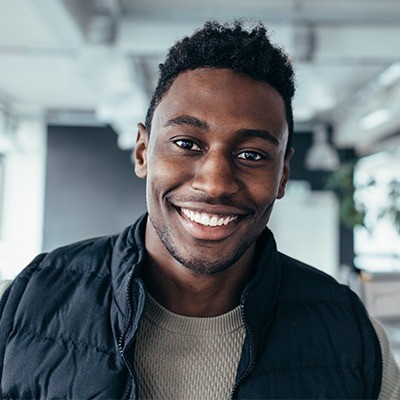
[143,221,256,317]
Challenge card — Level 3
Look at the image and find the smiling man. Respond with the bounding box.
[135,68,293,317]
[0,21,399,399]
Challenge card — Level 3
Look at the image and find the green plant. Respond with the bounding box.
[379,179,400,234]
[325,160,400,234]
[325,161,365,229]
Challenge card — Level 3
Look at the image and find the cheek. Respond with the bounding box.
[145,155,190,205]
[248,173,282,206]
[146,151,172,184]
[149,150,193,185]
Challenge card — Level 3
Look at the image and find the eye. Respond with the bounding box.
[174,139,202,152]
[236,151,264,162]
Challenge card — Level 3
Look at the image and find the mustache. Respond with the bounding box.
[166,193,256,214]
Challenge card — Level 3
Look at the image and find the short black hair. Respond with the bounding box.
[145,20,295,154]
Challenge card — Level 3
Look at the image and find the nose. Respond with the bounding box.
[191,151,240,198]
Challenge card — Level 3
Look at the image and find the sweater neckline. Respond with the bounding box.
[144,293,244,336]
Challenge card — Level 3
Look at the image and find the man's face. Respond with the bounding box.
[135,68,292,275]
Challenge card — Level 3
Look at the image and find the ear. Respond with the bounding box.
[134,123,149,179]
[277,147,294,199]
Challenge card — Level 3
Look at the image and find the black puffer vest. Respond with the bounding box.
[0,214,382,399]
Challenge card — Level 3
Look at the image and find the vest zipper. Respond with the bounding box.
[229,302,256,400]
[118,270,137,400]
[117,270,134,354]
[121,379,133,400]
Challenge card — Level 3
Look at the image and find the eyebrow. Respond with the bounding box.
[164,115,209,130]
[164,115,280,146]
[236,128,280,146]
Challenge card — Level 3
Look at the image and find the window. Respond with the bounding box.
[354,152,400,272]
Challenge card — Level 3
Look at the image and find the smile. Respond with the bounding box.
[181,208,238,227]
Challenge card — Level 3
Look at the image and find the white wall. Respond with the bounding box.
[269,185,340,278]
[0,117,46,279]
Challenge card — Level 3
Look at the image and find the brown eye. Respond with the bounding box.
[236,151,263,161]
[175,139,202,152]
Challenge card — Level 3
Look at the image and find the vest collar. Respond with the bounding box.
[233,230,283,391]
[241,228,282,335]
[111,214,148,318]
[110,215,282,353]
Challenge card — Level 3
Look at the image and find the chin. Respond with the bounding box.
[161,232,253,275]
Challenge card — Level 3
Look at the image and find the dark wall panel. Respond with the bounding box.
[43,125,146,252]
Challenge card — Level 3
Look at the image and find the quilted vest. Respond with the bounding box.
[0,215,382,399]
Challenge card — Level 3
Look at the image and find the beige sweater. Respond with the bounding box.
[133,294,245,399]
[134,294,400,400]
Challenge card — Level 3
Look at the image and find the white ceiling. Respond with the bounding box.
[1,0,400,152]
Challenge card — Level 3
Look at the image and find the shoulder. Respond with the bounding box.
[0,234,120,326]
[40,234,118,275]
[278,252,353,303]
[276,253,380,353]
[0,234,127,355]
[0,234,134,399]
[370,318,400,399]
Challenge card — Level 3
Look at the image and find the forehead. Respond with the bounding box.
[152,68,288,136]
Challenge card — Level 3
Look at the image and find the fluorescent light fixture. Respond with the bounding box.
[359,108,391,130]
[377,63,400,87]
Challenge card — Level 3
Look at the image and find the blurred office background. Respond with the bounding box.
[0,0,399,359]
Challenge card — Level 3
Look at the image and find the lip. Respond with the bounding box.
[174,203,250,241]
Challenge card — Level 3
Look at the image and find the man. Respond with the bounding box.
[0,21,399,399]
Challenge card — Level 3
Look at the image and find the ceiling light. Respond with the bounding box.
[305,124,340,171]
[359,108,391,130]
[377,63,400,87]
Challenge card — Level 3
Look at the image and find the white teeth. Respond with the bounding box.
[209,216,218,226]
[200,214,209,225]
[181,208,238,227]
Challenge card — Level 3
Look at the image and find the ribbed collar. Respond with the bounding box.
[144,293,244,336]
